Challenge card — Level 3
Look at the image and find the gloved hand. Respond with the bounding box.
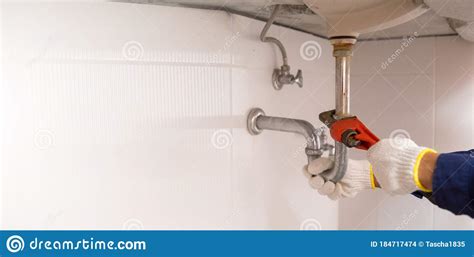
[303,158,376,200]
[367,138,435,195]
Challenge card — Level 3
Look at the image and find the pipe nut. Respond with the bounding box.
[306,148,323,157]
[333,50,353,57]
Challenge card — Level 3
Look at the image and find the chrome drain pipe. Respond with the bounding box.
[320,38,356,182]
[247,108,334,164]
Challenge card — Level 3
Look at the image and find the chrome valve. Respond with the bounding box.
[272,65,303,90]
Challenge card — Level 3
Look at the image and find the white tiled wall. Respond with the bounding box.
[0,2,337,229]
[339,36,473,230]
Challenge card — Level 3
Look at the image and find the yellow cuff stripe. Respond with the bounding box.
[413,148,436,193]
[369,164,376,189]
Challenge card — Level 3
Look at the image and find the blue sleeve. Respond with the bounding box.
[432,150,474,218]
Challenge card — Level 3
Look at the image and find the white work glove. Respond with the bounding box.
[303,158,376,200]
[367,138,435,195]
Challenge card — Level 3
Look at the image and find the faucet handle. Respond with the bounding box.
[272,66,304,90]
[293,69,303,88]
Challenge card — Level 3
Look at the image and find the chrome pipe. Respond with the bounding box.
[260,4,288,66]
[329,142,348,181]
[335,55,350,117]
[321,39,356,182]
[256,116,321,152]
[260,5,303,90]
[247,108,327,163]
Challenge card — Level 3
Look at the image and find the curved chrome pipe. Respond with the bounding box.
[260,4,288,66]
[260,5,303,90]
[247,108,333,164]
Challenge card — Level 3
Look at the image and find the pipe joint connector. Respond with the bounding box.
[333,49,353,57]
[331,37,356,58]
[305,147,324,158]
[332,44,354,57]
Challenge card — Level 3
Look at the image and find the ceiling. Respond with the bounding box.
[113,0,473,42]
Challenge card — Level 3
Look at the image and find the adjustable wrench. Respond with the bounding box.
[319,109,427,198]
[319,109,379,150]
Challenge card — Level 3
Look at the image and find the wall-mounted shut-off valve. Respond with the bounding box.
[261,5,303,90]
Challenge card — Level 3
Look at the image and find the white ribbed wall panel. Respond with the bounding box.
[1,2,338,229]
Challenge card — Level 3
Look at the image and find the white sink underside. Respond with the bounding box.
[113,0,472,41]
